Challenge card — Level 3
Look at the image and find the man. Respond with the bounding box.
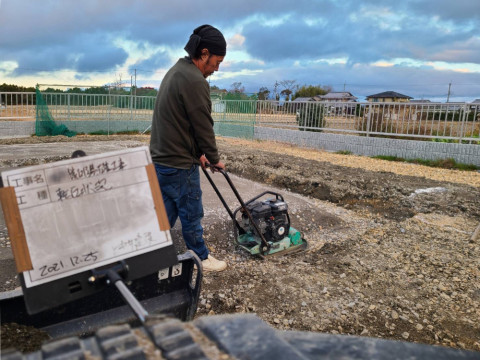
[150,24,227,272]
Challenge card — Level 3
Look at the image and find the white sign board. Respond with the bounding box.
[1,146,172,288]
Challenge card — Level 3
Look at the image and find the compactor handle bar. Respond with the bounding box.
[201,163,271,256]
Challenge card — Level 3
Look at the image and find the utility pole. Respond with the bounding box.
[130,76,133,112]
[446,82,451,103]
[134,69,137,97]
[343,81,346,92]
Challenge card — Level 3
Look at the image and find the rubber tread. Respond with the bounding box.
[95,324,133,341]
[99,333,139,357]
[23,352,43,360]
[95,324,145,359]
[147,318,207,360]
[0,350,24,360]
[41,337,83,360]
[164,343,208,360]
[106,347,146,360]
[154,331,194,353]
[148,318,185,339]
[80,337,103,359]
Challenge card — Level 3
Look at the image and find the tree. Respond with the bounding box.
[67,87,83,93]
[281,89,292,101]
[0,83,35,92]
[85,87,108,95]
[135,87,157,97]
[230,82,245,94]
[258,87,270,100]
[273,81,280,101]
[279,80,298,101]
[293,85,331,100]
[44,87,64,93]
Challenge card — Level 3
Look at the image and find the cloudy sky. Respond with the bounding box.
[1,0,479,102]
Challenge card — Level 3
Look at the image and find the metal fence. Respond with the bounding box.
[1,91,479,143]
[0,92,36,120]
[0,92,155,122]
[252,100,480,144]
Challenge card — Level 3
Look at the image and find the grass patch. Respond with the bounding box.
[372,155,479,171]
[432,135,480,145]
[115,130,142,135]
[335,150,353,155]
[373,155,406,162]
[87,130,142,136]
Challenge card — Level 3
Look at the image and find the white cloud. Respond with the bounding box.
[0,61,18,74]
[350,6,406,31]
[228,33,246,49]
[425,61,480,73]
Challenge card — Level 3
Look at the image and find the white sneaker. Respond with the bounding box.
[202,255,227,272]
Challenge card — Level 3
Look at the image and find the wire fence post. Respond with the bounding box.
[365,104,371,137]
[458,103,468,143]
[67,93,71,122]
[108,92,111,136]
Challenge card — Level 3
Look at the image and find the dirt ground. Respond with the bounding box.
[199,137,480,353]
[1,134,479,353]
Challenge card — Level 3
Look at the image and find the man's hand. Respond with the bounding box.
[199,155,225,173]
[212,161,225,172]
[199,154,208,169]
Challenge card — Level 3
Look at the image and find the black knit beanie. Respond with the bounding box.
[184,24,226,58]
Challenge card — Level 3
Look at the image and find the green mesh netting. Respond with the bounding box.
[212,100,255,140]
[35,86,76,137]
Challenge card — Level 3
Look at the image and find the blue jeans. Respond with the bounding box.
[154,163,209,260]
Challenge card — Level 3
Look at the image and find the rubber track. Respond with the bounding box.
[2,314,479,360]
[2,317,207,360]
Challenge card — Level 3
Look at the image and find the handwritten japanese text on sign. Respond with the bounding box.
[1,146,171,288]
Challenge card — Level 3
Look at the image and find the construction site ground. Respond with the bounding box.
[0,134,479,353]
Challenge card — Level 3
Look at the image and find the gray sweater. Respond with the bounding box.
[150,57,220,168]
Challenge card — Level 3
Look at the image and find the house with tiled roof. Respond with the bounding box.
[314,92,358,115]
[470,99,480,113]
[366,91,412,103]
[292,96,316,102]
[313,92,358,102]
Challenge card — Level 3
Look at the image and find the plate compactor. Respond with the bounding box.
[202,164,307,257]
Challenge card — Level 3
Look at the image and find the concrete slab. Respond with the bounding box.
[200,169,313,227]
[0,141,146,163]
